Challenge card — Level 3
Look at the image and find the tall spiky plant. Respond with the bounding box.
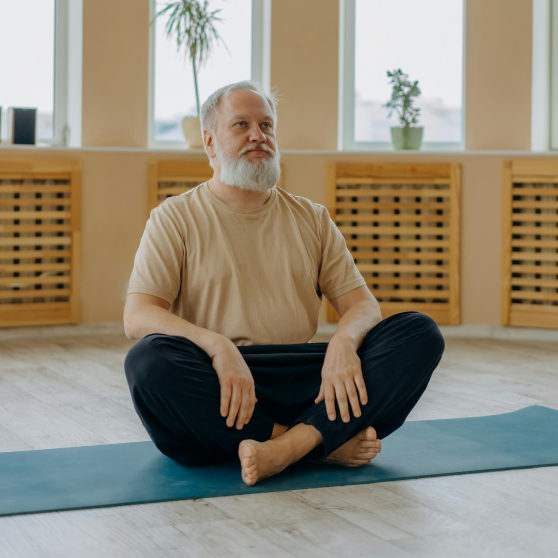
[153,0,229,116]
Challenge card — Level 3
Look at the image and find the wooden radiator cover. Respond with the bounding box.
[147,160,214,217]
[0,158,81,327]
[501,160,558,329]
[326,162,461,325]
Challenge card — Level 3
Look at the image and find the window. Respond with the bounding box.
[0,0,80,147]
[340,0,464,150]
[0,0,56,142]
[150,0,269,146]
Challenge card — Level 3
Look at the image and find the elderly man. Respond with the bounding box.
[123,80,444,486]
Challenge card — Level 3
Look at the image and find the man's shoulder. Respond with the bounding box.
[276,187,326,219]
[152,183,205,217]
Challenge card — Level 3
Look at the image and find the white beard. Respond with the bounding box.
[214,141,281,193]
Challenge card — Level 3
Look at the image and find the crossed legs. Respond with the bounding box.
[124,311,445,484]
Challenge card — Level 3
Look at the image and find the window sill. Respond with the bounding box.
[0,144,556,156]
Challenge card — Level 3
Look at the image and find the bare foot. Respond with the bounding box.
[238,438,293,486]
[322,426,381,467]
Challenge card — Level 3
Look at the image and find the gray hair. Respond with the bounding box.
[199,80,279,138]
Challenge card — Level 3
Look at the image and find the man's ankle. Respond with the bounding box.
[271,423,289,439]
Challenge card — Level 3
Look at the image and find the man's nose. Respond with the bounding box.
[248,124,266,142]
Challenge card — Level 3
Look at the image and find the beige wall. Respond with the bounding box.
[1,0,554,327]
[465,0,533,150]
[270,0,339,149]
[81,0,150,147]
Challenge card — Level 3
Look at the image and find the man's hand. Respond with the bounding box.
[314,337,368,422]
[211,340,257,430]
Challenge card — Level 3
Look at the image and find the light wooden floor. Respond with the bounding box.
[0,333,557,557]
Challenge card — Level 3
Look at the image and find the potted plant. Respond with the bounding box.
[382,69,423,150]
[153,0,228,148]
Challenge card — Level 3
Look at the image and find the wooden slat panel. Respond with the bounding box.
[511,278,558,288]
[0,224,71,233]
[511,187,558,196]
[325,162,460,325]
[335,214,449,223]
[0,301,72,327]
[0,199,71,207]
[502,160,558,328]
[511,214,558,223]
[0,237,71,247]
[510,291,558,302]
[0,288,70,299]
[338,226,448,235]
[335,188,450,198]
[511,264,558,274]
[0,275,70,286]
[0,157,80,327]
[346,239,450,248]
[0,249,71,259]
[0,263,71,272]
[351,251,449,260]
[513,201,558,209]
[510,252,558,262]
[336,201,450,210]
[371,289,449,298]
[358,264,448,273]
[512,240,558,248]
[0,211,71,219]
[364,276,450,286]
[511,226,558,235]
[336,177,451,185]
[0,185,71,194]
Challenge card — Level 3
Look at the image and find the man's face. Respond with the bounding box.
[204,89,281,192]
[207,88,278,162]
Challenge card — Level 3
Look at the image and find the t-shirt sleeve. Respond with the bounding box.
[126,204,185,305]
[317,206,367,300]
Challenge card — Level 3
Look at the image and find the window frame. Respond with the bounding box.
[551,0,558,150]
[147,0,271,150]
[339,0,466,152]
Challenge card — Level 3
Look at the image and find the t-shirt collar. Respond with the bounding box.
[202,180,278,216]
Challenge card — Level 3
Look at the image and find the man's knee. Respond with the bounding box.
[124,334,171,394]
[393,312,444,352]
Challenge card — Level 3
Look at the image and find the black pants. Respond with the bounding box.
[124,311,445,466]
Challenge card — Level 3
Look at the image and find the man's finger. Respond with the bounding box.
[314,384,324,404]
[334,382,351,423]
[227,383,242,426]
[325,383,336,420]
[245,389,256,424]
[354,373,368,406]
[236,387,251,429]
[220,382,232,417]
[345,378,361,418]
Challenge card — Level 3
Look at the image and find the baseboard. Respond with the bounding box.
[316,321,558,342]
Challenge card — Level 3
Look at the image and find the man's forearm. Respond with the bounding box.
[125,305,230,359]
[329,299,382,351]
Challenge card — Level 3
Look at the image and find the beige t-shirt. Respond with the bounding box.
[127,181,366,346]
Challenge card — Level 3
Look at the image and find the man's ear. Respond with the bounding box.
[204,130,216,158]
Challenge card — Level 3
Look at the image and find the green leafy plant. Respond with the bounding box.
[382,69,421,128]
[153,0,229,117]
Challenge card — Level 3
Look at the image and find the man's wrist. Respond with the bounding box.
[329,332,359,350]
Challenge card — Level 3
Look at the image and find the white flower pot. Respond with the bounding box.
[181,116,204,149]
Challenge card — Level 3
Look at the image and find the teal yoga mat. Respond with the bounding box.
[1,405,558,517]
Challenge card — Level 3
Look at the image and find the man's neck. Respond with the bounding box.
[207,176,273,210]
